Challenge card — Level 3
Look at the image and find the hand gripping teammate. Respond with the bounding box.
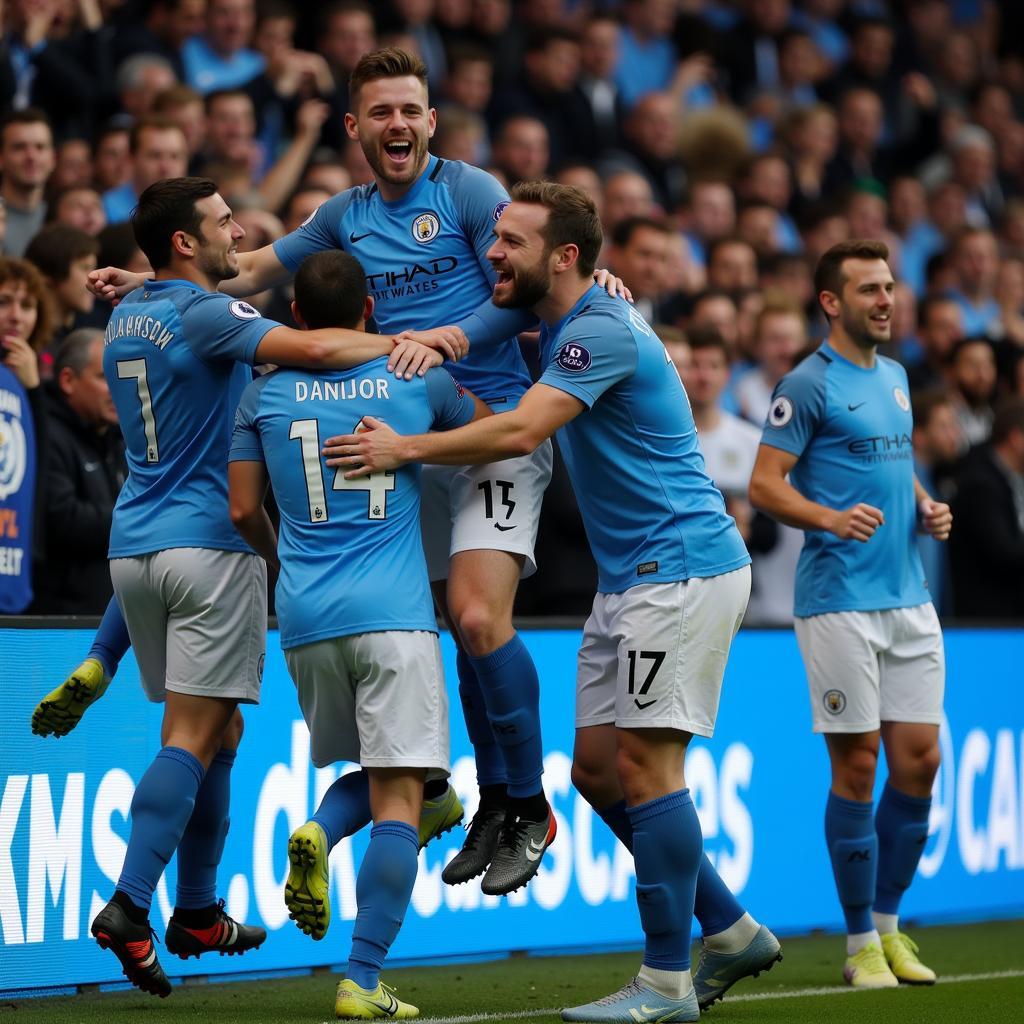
[750,239,951,989]
[324,183,782,1022]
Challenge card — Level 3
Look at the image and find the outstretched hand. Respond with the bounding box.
[322,416,407,475]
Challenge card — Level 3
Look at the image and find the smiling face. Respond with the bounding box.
[829,257,895,349]
[345,75,435,192]
[486,202,555,310]
[189,193,245,282]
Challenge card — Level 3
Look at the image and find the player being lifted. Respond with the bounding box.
[90,177,443,997]
[326,182,781,1022]
[230,248,487,1020]
[750,240,951,989]
[40,48,628,895]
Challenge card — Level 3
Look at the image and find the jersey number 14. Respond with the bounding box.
[290,418,395,522]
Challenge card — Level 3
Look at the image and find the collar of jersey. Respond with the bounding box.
[143,277,207,294]
[821,340,880,373]
[546,282,602,341]
[379,154,439,208]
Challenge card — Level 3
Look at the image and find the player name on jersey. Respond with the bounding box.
[295,378,392,403]
[103,314,175,349]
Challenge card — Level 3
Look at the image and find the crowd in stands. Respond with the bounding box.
[1,0,1023,622]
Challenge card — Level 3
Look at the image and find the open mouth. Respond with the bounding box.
[383,139,413,163]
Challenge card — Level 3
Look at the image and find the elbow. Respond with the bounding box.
[747,473,768,512]
[509,429,540,459]
[299,337,330,367]
[229,501,258,530]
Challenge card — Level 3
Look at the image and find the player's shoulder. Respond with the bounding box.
[876,352,910,383]
[778,345,831,393]
[433,158,508,204]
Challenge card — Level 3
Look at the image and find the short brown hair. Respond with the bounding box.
[0,257,54,352]
[911,388,954,431]
[992,397,1024,446]
[152,84,204,114]
[130,115,185,154]
[754,293,806,339]
[814,238,890,309]
[349,48,428,104]
[509,180,603,277]
[24,224,100,281]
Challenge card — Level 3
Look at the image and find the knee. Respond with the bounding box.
[835,746,879,802]
[451,599,508,657]
[900,742,941,790]
[571,758,612,807]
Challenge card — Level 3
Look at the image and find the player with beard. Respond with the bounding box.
[79,47,628,897]
[749,240,952,989]
[322,182,782,1022]
[89,177,444,998]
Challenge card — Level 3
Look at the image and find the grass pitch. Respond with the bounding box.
[4,919,1022,1024]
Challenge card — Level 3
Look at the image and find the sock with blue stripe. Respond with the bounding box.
[88,596,132,678]
[825,792,877,935]
[456,648,507,789]
[175,748,235,910]
[874,783,932,916]
[312,769,372,851]
[629,788,703,972]
[117,747,205,913]
[470,634,544,803]
[346,821,420,990]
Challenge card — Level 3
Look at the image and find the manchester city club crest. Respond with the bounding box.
[0,412,27,501]
[823,689,847,715]
[893,386,910,412]
[412,212,440,243]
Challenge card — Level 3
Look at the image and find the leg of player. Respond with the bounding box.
[825,730,898,989]
[164,707,267,960]
[31,596,130,737]
[445,550,554,896]
[91,693,239,997]
[335,768,424,1021]
[873,721,941,984]
[565,729,701,1023]
[433,581,509,887]
[571,726,780,1012]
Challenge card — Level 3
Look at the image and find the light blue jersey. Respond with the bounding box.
[273,155,533,404]
[538,285,750,594]
[230,359,475,649]
[104,280,276,558]
[760,341,930,617]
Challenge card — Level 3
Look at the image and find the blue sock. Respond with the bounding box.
[694,855,746,936]
[597,799,634,853]
[174,748,235,910]
[456,649,507,787]
[628,789,703,972]
[347,821,420,990]
[825,792,877,934]
[469,634,543,799]
[874,783,932,915]
[88,596,131,678]
[117,747,205,912]
[312,770,372,850]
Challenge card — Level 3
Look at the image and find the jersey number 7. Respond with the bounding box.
[290,418,395,522]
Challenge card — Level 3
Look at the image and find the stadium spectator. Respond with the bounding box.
[706,236,759,294]
[182,0,265,95]
[946,226,1000,336]
[911,389,963,617]
[110,0,206,81]
[907,295,964,391]
[823,87,887,194]
[784,104,839,213]
[50,138,94,194]
[102,117,189,225]
[607,217,672,325]
[92,124,132,195]
[49,186,107,237]
[31,329,125,615]
[566,16,625,161]
[689,288,741,356]
[115,54,180,121]
[440,46,494,117]
[614,0,678,109]
[949,397,1024,620]
[23,225,101,357]
[0,256,49,612]
[152,85,209,171]
[600,169,656,234]
[490,115,549,188]
[948,336,998,448]
[316,0,378,146]
[681,179,736,267]
[0,110,56,258]
[718,0,793,106]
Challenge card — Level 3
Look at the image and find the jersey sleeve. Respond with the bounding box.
[272,190,352,272]
[538,313,638,408]
[444,162,537,347]
[182,292,280,365]
[758,365,827,458]
[423,366,476,430]
[229,374,270,462]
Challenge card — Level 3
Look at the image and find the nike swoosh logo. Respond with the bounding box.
[494,523,516,531]
[368,994,398,1015]
[628,1007,671,1023]
[349,231,372,243]
[524,838,546,862]
[848,402,865,411]
[634,698,657,710]
[640,1007,670,1016]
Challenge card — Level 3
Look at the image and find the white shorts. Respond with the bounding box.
[420,436,553,582]
[284,630,450,776]
[794,603,945,733]
[110,548,267,704]
[575,567,751,736]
